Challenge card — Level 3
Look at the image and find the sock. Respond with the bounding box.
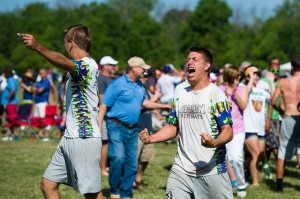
[231,180,237,187]
[276,178,283,192]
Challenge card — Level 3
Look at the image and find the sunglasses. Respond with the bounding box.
[247,71,261,78]
[271,69,280,74]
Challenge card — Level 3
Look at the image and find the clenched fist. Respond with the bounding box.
[138,128,151,144]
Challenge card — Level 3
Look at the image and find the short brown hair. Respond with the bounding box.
[64,24,92,52]
[223,66,240,84]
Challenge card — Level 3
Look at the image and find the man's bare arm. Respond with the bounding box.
[201,124,233,148]
[271,79,283,113]
[139,123,178,144]
[98,104,107,133]
[21,34,74,73]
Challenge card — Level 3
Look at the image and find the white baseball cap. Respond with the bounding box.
[99,56,118,65]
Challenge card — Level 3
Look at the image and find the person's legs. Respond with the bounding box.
[120,127,138,198]
[40,178,61,199]
[227,133,247,193]
[101,120,109,176]
[107,120,126,196]
[135,138,154,187]
[245,134,260,186]
[101,140,109,176]
[258,137,272,179]
[166,169,194,199]
[276,158,285,192]
[226,161,236,187]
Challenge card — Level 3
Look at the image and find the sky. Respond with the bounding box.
[0,0,284,20]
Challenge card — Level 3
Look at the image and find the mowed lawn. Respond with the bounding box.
[0,138,299,199]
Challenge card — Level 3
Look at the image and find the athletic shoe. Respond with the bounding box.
[42,137,50,142]
[2,136,13,141]
[263,164,272,179]
[237,189,247,198]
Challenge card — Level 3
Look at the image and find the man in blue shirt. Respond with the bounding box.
[33,68,51,140]
[98,56,169,199]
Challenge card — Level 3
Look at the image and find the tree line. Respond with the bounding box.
[1,0,300,73]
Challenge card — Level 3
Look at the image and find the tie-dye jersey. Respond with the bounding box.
[64,57,101,138]
[167,83,232,176]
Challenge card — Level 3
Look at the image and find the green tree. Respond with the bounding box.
[180,0,232,66]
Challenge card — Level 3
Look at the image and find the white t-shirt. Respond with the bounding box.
[158,73,182,103]
[168,83,233,176]
[64,57,101,138]
[243,86,270,136]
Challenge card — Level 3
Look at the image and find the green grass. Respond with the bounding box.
[0,138,299,199]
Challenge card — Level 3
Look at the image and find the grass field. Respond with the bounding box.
[0,137,299,199]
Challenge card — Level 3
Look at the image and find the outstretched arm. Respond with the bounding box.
[21,34,74,73]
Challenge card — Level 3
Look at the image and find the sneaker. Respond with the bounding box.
[42,137,50,142]
[13,136,21,141]
[2,136,12,141]
[263,164,272,179]
[237,189,247,198]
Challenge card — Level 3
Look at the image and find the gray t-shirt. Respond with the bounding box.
[97,73,113,95]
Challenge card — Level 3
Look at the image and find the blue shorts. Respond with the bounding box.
[245,132,265,140]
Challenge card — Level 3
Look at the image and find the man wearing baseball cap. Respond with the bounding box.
[97,56,118,177]
[99,56,170,199]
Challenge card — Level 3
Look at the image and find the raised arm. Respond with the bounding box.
[21,34,75,73]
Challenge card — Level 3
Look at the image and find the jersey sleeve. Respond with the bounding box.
[71,60,92,85]
[212,99,233,127]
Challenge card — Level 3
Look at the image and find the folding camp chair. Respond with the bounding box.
[17,104,33,137]
[5,104,18,128]
[40,105,59,137]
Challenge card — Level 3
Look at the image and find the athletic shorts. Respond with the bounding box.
[138,138,155,162]
[33,102,47,118]
[166,168,233,199]
[265,132,279,150]
[278,116,300,160]
[43,137,102,194]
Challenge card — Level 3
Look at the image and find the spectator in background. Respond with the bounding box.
[271,56,300,193]
[134,70,167,189]
[98,56,170,199]
[0,70,6,128]
[20,71,35,104]
[1,68,19,141]
[219,66,249,198]
[33,68,51,141]
[239,61,251,84]
[158,64,183,104]
[56,72,68,139]
[257,56,281,180]
[243,65,270,186]
[97,55,118,176]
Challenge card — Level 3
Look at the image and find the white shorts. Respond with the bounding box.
[166,168,233,199]
[43,137,102,194]
[33,102,47,118]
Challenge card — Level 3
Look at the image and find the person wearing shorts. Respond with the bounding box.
[271,56,300,192]
[139,47,234,199]
[21,24,105,199]
[243,65,270,186]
